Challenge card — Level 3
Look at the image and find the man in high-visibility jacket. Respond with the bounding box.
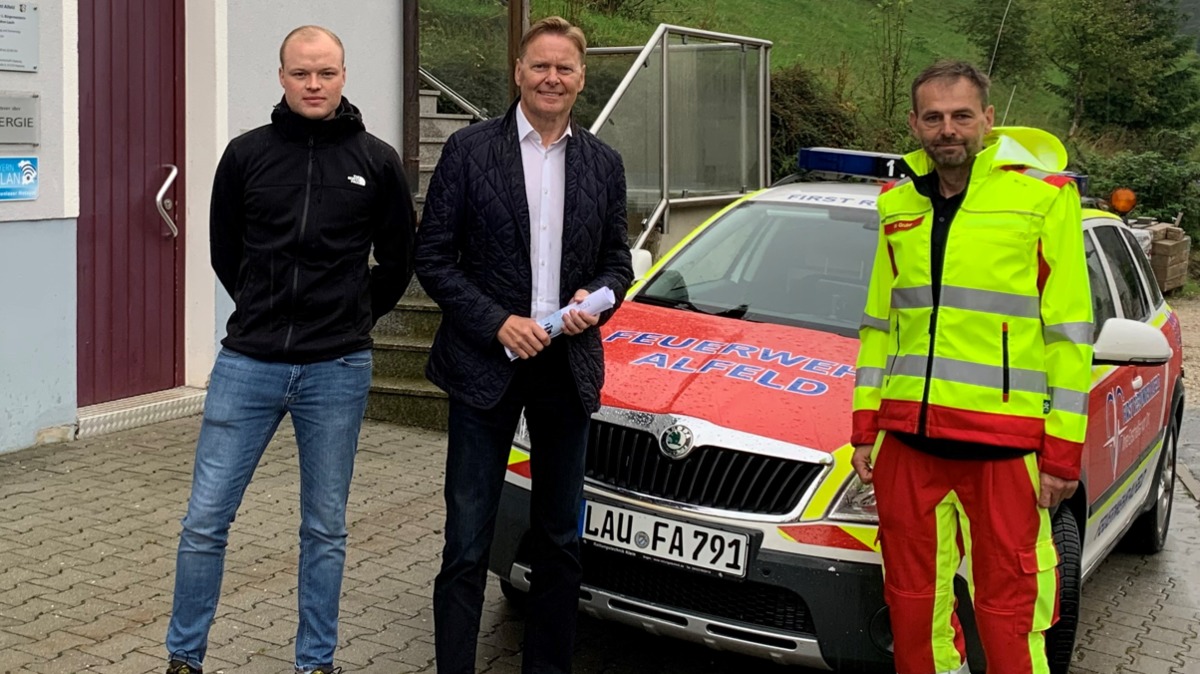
[851,60,1092,674]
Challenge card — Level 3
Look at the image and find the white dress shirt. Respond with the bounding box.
[516,103,571,320]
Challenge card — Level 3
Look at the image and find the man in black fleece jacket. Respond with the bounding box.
[164,25,413,674]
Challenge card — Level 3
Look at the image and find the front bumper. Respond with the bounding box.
[489,482,900,673]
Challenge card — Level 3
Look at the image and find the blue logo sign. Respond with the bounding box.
[0,157,38,201]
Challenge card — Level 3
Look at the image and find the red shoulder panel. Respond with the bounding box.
[1042,174,1074,188]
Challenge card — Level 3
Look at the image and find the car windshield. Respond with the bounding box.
[636,199,879,337]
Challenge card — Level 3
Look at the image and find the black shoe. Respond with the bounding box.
[166,659,202,674]
[307,668,342,674]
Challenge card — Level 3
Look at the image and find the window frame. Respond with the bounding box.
[1087,221,1153,324]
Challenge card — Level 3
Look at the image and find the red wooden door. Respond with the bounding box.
[78,0,185,406]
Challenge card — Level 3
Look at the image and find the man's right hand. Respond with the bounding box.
[498,315,551,360]
[851,443,875,484]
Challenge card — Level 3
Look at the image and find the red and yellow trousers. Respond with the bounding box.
[872,432,1060,674]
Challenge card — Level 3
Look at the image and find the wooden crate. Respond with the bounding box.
[1150,234,1191,292]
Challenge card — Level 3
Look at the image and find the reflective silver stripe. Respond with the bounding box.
[1044,322,1093,346]
[887,354,1046,394]
[934,358,1046,394]
[888,354,927,377]
[890,285,1039,319]
[940,286,1040,319]
[1050,387,1088,416]
[892,286,933,309]
[856,367,885,388]
[860,314,890,332]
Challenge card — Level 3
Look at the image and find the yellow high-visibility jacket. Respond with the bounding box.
[852,127,1093,480]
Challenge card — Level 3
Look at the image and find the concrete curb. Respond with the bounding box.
[1178,462,1200,502]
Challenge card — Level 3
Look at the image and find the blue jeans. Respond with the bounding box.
[166,347,372,671]
[434,343,590,674]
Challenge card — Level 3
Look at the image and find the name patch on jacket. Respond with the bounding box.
[884,216,924,235]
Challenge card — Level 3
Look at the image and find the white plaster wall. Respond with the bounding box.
[0,1,78,453]
[0,219,76,453]
[183,0,228,387]
[0,0,77,222]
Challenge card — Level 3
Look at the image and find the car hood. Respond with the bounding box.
[601,301,860,453]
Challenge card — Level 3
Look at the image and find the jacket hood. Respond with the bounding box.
[271,95,365,142]
[903,125,1068,176]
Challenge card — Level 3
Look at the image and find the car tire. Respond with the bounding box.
[499,578,527,608]
[1118,410,1177,555]
[1044,506,1081,674]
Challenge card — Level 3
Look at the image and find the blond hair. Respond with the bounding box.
[518,16,587,64]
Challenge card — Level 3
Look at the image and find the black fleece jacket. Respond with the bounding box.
[211,97,415,363]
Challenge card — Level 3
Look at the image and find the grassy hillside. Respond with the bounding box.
[426,1,1200,142]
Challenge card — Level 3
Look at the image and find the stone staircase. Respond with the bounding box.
[366,277,448,430]
[365,89,475,431]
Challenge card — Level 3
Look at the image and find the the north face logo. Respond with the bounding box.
[884,216,925,235]
[347,174,366,187]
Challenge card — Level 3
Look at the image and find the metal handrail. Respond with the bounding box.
[589,24,771,135]
[589,23,669,136]
[418,66,488,121]
[588,24,771,237]
[633,198,670,250]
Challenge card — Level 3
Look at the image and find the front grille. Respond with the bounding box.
[585,421,822,515]
[581,544,816,635]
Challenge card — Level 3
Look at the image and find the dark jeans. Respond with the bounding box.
[433,344,591,674]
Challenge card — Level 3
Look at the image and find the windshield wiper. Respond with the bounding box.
[635,293,708,313]
[716,303,750,319]
[636,294,752,320]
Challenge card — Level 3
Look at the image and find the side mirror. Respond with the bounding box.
[1092,318,1172,366]
[631,248,653,281]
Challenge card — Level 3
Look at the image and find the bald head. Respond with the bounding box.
[279,25,344,67]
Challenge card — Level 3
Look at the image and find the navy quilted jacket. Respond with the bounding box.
[415,101,633,412]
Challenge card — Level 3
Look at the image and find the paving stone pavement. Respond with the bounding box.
[0,416,1197,674]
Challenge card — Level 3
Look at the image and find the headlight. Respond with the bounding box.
[512,412,531,450]
[827,474,878,523]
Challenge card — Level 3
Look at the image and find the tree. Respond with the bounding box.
[868,0,915,150]
[770,62,863,181]
[952,0,1041,85]
[1043,0,1200,138]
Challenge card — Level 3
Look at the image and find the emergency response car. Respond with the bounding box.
[488,148,1183,673]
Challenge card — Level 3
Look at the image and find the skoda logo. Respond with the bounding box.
[660,424,695,460]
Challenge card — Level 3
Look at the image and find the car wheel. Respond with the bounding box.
[499,578,527,608]
[1044,506,1081,674]
[1118,411,1177,555]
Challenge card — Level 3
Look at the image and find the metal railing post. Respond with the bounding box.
[661,33,670,233]
[760,45,771,189]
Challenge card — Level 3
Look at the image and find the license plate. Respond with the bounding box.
[580,500,749,577]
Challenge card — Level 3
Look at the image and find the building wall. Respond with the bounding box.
[0,1,79,453]
[215,1,405,338]
[0,1,408,453]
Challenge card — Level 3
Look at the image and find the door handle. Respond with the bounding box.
[1132,376,1144,390]
[156,164,179,238]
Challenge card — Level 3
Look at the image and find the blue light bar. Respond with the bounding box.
[797,147,912,181]
[797,146,1089,195]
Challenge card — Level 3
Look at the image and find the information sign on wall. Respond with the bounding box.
[0,3,38,72]
[0,155,37,200]
[0,93,37,144]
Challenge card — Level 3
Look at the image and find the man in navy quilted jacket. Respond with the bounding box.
[415,15,632,674]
